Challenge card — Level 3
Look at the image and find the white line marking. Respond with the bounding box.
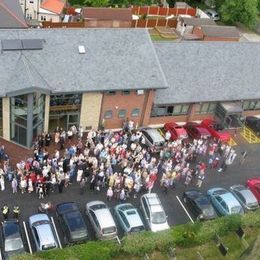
[51,217,62,248]
[116,236,121,244]
[176,196,194,224]
[23,221,32,254]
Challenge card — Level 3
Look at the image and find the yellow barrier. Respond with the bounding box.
[240,126,260,143]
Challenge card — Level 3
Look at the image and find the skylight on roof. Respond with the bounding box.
[78,45,86,54]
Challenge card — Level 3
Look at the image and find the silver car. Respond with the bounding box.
[141,128,165,153]
[230,185,259,211]
[29,213,58,251]
[86,201,117,240]
[114,203,145,234]
[205,9,220,21]
[140,193,170,232]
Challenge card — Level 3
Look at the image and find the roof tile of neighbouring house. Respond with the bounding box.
[0,0,28,28]
[82,7,132,21]
[201,25,240,38]
[153,41,260,104]
[41,0,65,15]
[181,17,216,27]
[0,28,167,97]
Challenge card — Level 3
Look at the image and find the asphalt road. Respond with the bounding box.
[0,142,260,254]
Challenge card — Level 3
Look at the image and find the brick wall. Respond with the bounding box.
[100,90,150,129]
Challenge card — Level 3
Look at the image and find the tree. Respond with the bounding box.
[220,0,257,27]
[258,0,260,12]
[83,0,109,7]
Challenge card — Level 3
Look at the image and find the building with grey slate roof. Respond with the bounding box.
[0,28,260,148]
[0,0,28,28]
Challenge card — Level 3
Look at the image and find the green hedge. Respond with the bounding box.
[15,209,260,259]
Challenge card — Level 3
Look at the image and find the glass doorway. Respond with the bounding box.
[49,113,79,131]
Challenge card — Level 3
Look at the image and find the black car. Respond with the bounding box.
[183,190,217,220]
[1,219,25,259]
[56,202,89,244]
[245,116,260,136]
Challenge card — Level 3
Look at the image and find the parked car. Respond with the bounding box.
[230,185,259,211]
[184,122,211,139]
[141,128,165,153]
[29,213,58,251]
[56,202,88,244]
[183,190,217,220]
[247,178,260,204]
[140,193,170,232]
[245,116,260,136]
[1,220,25,259]
[207,188,244,216]
[164,122,188,140]
[114,203,145,234]
[86,201,117,240]
[205,9,220,21]
[201,119,231,142]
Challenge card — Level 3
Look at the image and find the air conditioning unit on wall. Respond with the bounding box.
[137,90,144,95]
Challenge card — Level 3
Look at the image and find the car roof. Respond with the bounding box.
[238,189,258,203]
[143,193,164,212]
[94,208,115,228]
[3,220,20,239]
[35,224,56,245]
[116,203,143,227]
[142,128,165,142]
[219,193,241,207]
[63,211,86,231]
[86,200,106,208]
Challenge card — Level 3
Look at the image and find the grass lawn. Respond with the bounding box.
[113,227,260,260]
[150,34,178,41]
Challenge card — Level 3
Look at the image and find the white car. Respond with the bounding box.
[29,213,58,251]
[86,201,117,240]
[140,193,170,232]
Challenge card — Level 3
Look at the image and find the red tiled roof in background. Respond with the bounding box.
[82,7,132,21]
[41,0,66,15]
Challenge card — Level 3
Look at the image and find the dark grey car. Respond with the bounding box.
[1,220,25,259]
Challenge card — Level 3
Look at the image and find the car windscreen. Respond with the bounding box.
[102,226,116,234]
[42,243,57,250]
[90,204,107,211]
[151,211,167,224]
[231,206,241,214]
[130,226,145,233]
[5,238,24,252]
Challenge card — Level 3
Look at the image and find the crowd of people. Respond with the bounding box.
[0,120,239,206]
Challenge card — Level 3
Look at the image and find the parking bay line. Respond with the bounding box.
[23,221,32,254]
[176,196,194,224]
[51,217,62,249]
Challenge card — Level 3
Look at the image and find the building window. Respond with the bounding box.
[151,104,190,117]
[107,91,116,95]
[196,102,216,114]
[122,90,130,95]
[243,100,260,111]
[118,109,126,118]
[104,110,113,119]
[131,108,140,117]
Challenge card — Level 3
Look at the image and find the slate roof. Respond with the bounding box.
[201,25,240,38]
[153,42,260,104]
[82,7,132,21]
[0,0,28,28]
[0,28,167,97]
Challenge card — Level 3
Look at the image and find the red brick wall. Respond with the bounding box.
[100,90,150,129]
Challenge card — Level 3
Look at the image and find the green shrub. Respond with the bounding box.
[241,209,260,228]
